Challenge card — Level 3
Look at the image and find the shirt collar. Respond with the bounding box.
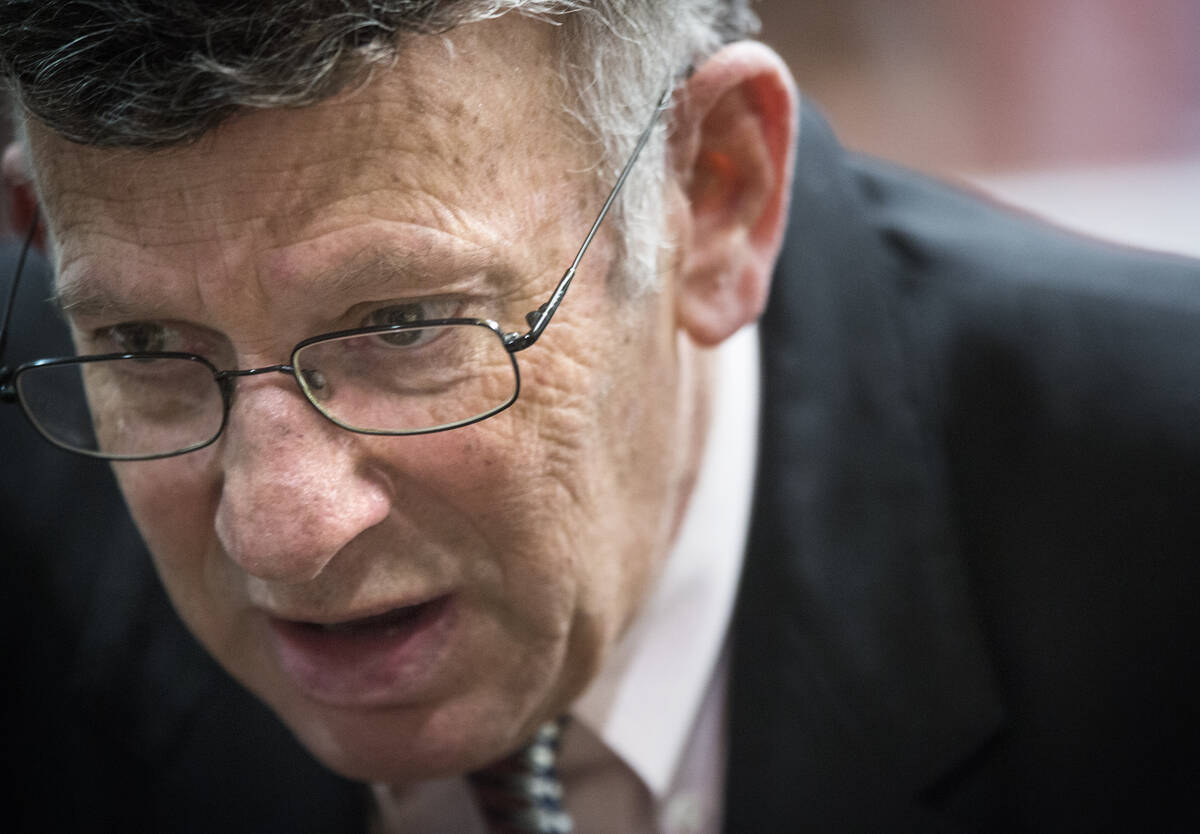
[571,324,761,798]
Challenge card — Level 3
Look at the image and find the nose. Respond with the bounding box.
[214,379,391,583]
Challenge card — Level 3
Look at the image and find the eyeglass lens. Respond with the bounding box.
[293,323,518,435]
[17,356,226,459]
[15,322,518,459]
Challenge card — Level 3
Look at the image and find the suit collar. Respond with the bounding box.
[725,102,1005,830]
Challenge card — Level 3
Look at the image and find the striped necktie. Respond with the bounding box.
[467,718,574,834]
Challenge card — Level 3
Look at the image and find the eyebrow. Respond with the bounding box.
[54,243,515,323]
[320,243,502,300]
[54,275,169,322]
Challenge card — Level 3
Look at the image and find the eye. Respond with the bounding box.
[100,321,169,353]
[363,300,459,347]
[364,299,458,328]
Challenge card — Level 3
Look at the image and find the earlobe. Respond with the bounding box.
[670,42,797,347]
[3,141,45,248]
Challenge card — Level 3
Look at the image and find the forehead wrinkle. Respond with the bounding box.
[36,18,602,339]
[33,29,584,244]
[317,242,496,298]
[37,119,457,248]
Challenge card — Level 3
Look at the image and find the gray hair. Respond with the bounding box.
[0,1,759,290]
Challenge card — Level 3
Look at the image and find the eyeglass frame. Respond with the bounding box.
[0,84,675,460]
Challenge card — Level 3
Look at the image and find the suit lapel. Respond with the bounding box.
[724,103,1005,831]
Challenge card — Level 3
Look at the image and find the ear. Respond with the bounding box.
[4,140,46,249]
[668,42,797,347]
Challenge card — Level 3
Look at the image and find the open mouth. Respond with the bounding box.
[299,601,433,636]
[267,595,457,706]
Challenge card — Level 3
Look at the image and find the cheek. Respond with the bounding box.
[484,308,676,640]
[111,453,223,603]
[397,349,625,649]
[407,419,584,608]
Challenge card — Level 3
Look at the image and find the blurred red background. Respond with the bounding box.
[756,0,1200,257]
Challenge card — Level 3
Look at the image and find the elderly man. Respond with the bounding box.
[1,2,1198,832]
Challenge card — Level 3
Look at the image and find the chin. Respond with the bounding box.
[269,693,542,785]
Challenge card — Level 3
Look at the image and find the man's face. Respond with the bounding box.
[29,18,696,782]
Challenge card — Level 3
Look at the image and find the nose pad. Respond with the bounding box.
[299,368,333,402]
[213,380,390,584]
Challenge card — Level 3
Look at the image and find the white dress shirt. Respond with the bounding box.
[372,325,761,834]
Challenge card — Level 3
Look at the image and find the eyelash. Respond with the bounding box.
[91,321,177,354]
[83,296,468,358]
[360,298,461,328]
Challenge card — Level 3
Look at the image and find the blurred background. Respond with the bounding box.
[756,0,1200,258]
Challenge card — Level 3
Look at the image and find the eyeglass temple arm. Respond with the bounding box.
[0,213,41,389]
[507,84,674,352]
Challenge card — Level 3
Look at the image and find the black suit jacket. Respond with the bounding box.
[4,105,1199,832]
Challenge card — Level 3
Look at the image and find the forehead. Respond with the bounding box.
[26,16,594,308]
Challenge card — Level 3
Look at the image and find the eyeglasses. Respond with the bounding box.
[0,87,672,461]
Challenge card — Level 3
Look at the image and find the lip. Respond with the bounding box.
[265,594,457,708]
